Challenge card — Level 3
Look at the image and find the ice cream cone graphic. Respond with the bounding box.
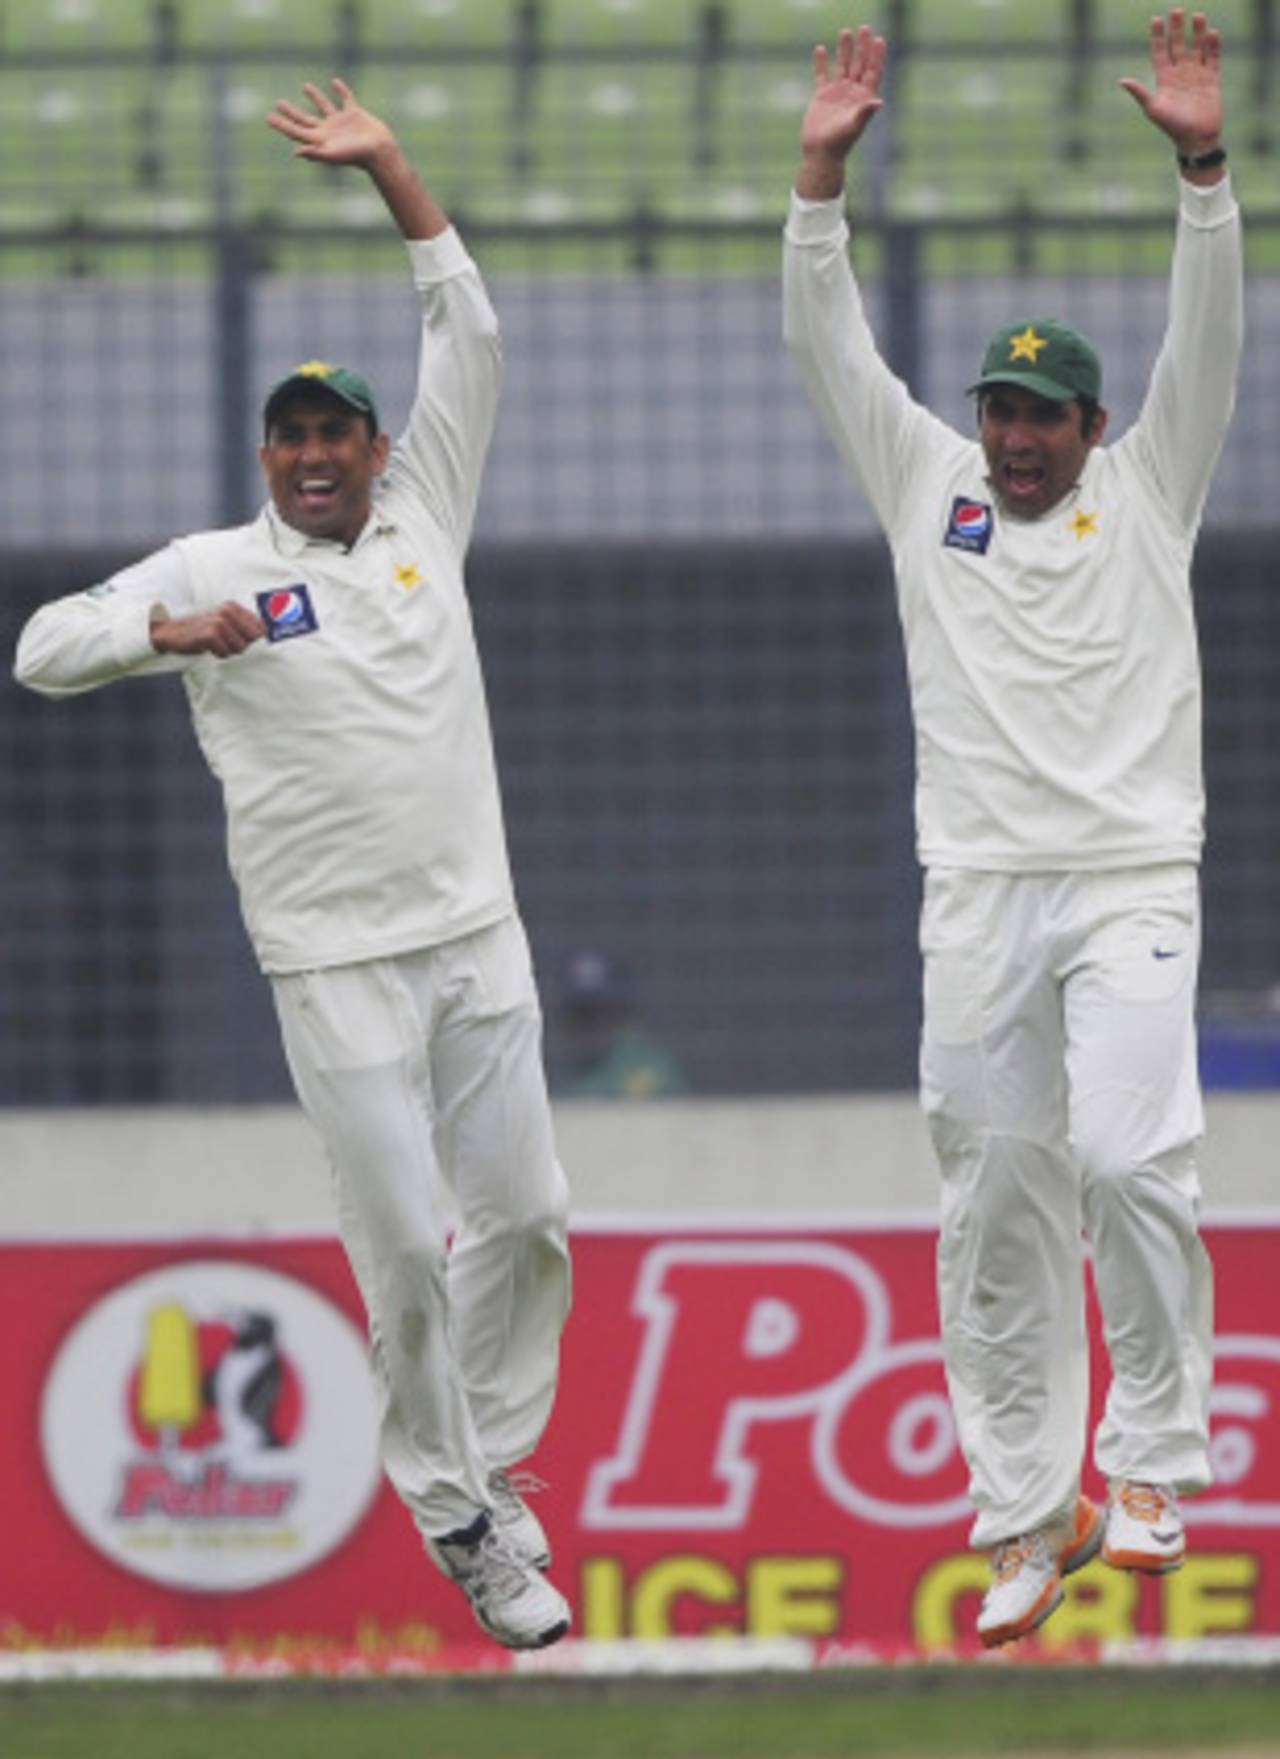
[139,1303,201,1452]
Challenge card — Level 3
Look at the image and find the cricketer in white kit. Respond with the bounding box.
[784,13,1242,1646]
[14,78,572,1651]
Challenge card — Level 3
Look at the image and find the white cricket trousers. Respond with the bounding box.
[919,865,1213,1550]
[271,915,571,1537]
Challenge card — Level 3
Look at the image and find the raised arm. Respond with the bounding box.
[794,24,886,201]
[267,78,449,240]
[785,25,960,534]
[1119,10,1241,527]
[268,78,501,550]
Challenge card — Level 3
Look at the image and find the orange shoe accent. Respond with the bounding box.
[1058,1494,1104,1576]
[1104,1544,1183,1573]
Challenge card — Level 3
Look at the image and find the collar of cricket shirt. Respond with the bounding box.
[264,501,397,558]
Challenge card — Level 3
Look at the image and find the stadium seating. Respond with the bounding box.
[0,0,1273,271]
[888,54,1065,217]
[2,0,157,53]
[900,0,1067,47]
[360,0,514,50]
[346,64,512,216]
[180,0,330,53]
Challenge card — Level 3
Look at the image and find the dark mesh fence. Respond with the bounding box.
[1,539,920,1101]
[2,0,1278,1101]
[5,531,1279,1103]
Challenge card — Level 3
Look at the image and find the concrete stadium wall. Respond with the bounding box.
[3,1092,1276,1239]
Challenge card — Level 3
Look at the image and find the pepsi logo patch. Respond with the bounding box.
[943,497,994,555]
[256,583,319,643]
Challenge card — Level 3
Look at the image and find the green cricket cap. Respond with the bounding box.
[967,318,1102,404]
[262,359,379,433]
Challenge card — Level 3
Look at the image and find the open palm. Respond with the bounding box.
[267,78,395,167]
[801,25,887,160]
[1120,9,1223,148]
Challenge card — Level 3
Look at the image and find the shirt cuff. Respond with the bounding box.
[407,226,475,286]
[784,190,849,247]
[110,598,167,669]
[1178,170,1237,228]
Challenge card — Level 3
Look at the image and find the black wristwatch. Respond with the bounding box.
[1177,146,1227,172]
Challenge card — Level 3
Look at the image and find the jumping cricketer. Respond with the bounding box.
[784,10,1241,1645]
[15,77,572,1652]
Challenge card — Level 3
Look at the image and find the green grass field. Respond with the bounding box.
[3,1670,1280,1759]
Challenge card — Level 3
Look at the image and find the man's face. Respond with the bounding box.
[259,390,390,546]
[979,385,1107,520]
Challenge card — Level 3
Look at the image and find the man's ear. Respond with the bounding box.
[371,431,392,476]
[1086,404,1109,447]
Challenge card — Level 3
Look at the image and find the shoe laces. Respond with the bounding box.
[460,1527,538,1603]
[489,1467,548,1511]
[990,1531,1051,1583]
[1116,1481,1176,1525]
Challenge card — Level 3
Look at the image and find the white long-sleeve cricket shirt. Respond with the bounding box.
[783,176,1243,872]
[15,227,516,974]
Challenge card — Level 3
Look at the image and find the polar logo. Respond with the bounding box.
[40,1261,381,1592]
[580,1242,969,1533]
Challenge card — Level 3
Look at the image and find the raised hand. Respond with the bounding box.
[267,78,396,170]
[268,76,447,237]
[1120,9,1223,155]
[801,25,887,166]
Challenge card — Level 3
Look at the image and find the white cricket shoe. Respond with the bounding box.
[977,1494,1103,1649]
[977,1529,1063,1649]
[488,1467,552,1570]
[1103,1480,1185,1574]
[428,1513,570,1650]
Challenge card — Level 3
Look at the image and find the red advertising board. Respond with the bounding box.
[2,1222,1277,1664]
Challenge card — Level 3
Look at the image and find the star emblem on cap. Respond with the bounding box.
[394,563,424,591]
[1069,509,1098,540]
[295,360,337,379]
[1008,325,1049,363]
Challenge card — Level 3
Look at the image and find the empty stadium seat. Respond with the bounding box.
[350,64,512,213]
[180,0,333,51]
[541,0,698,49]
[899,0,1066,48]
[531,60,691,207]
[357,0,513,51]
[3,0,157,53]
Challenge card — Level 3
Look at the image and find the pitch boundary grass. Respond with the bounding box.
[3,1666,1280,1759]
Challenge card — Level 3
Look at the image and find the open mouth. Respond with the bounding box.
[1001,462,1046,501]
[295,477,339,511]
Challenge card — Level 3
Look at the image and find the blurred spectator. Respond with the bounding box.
[551,950,688,1099]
